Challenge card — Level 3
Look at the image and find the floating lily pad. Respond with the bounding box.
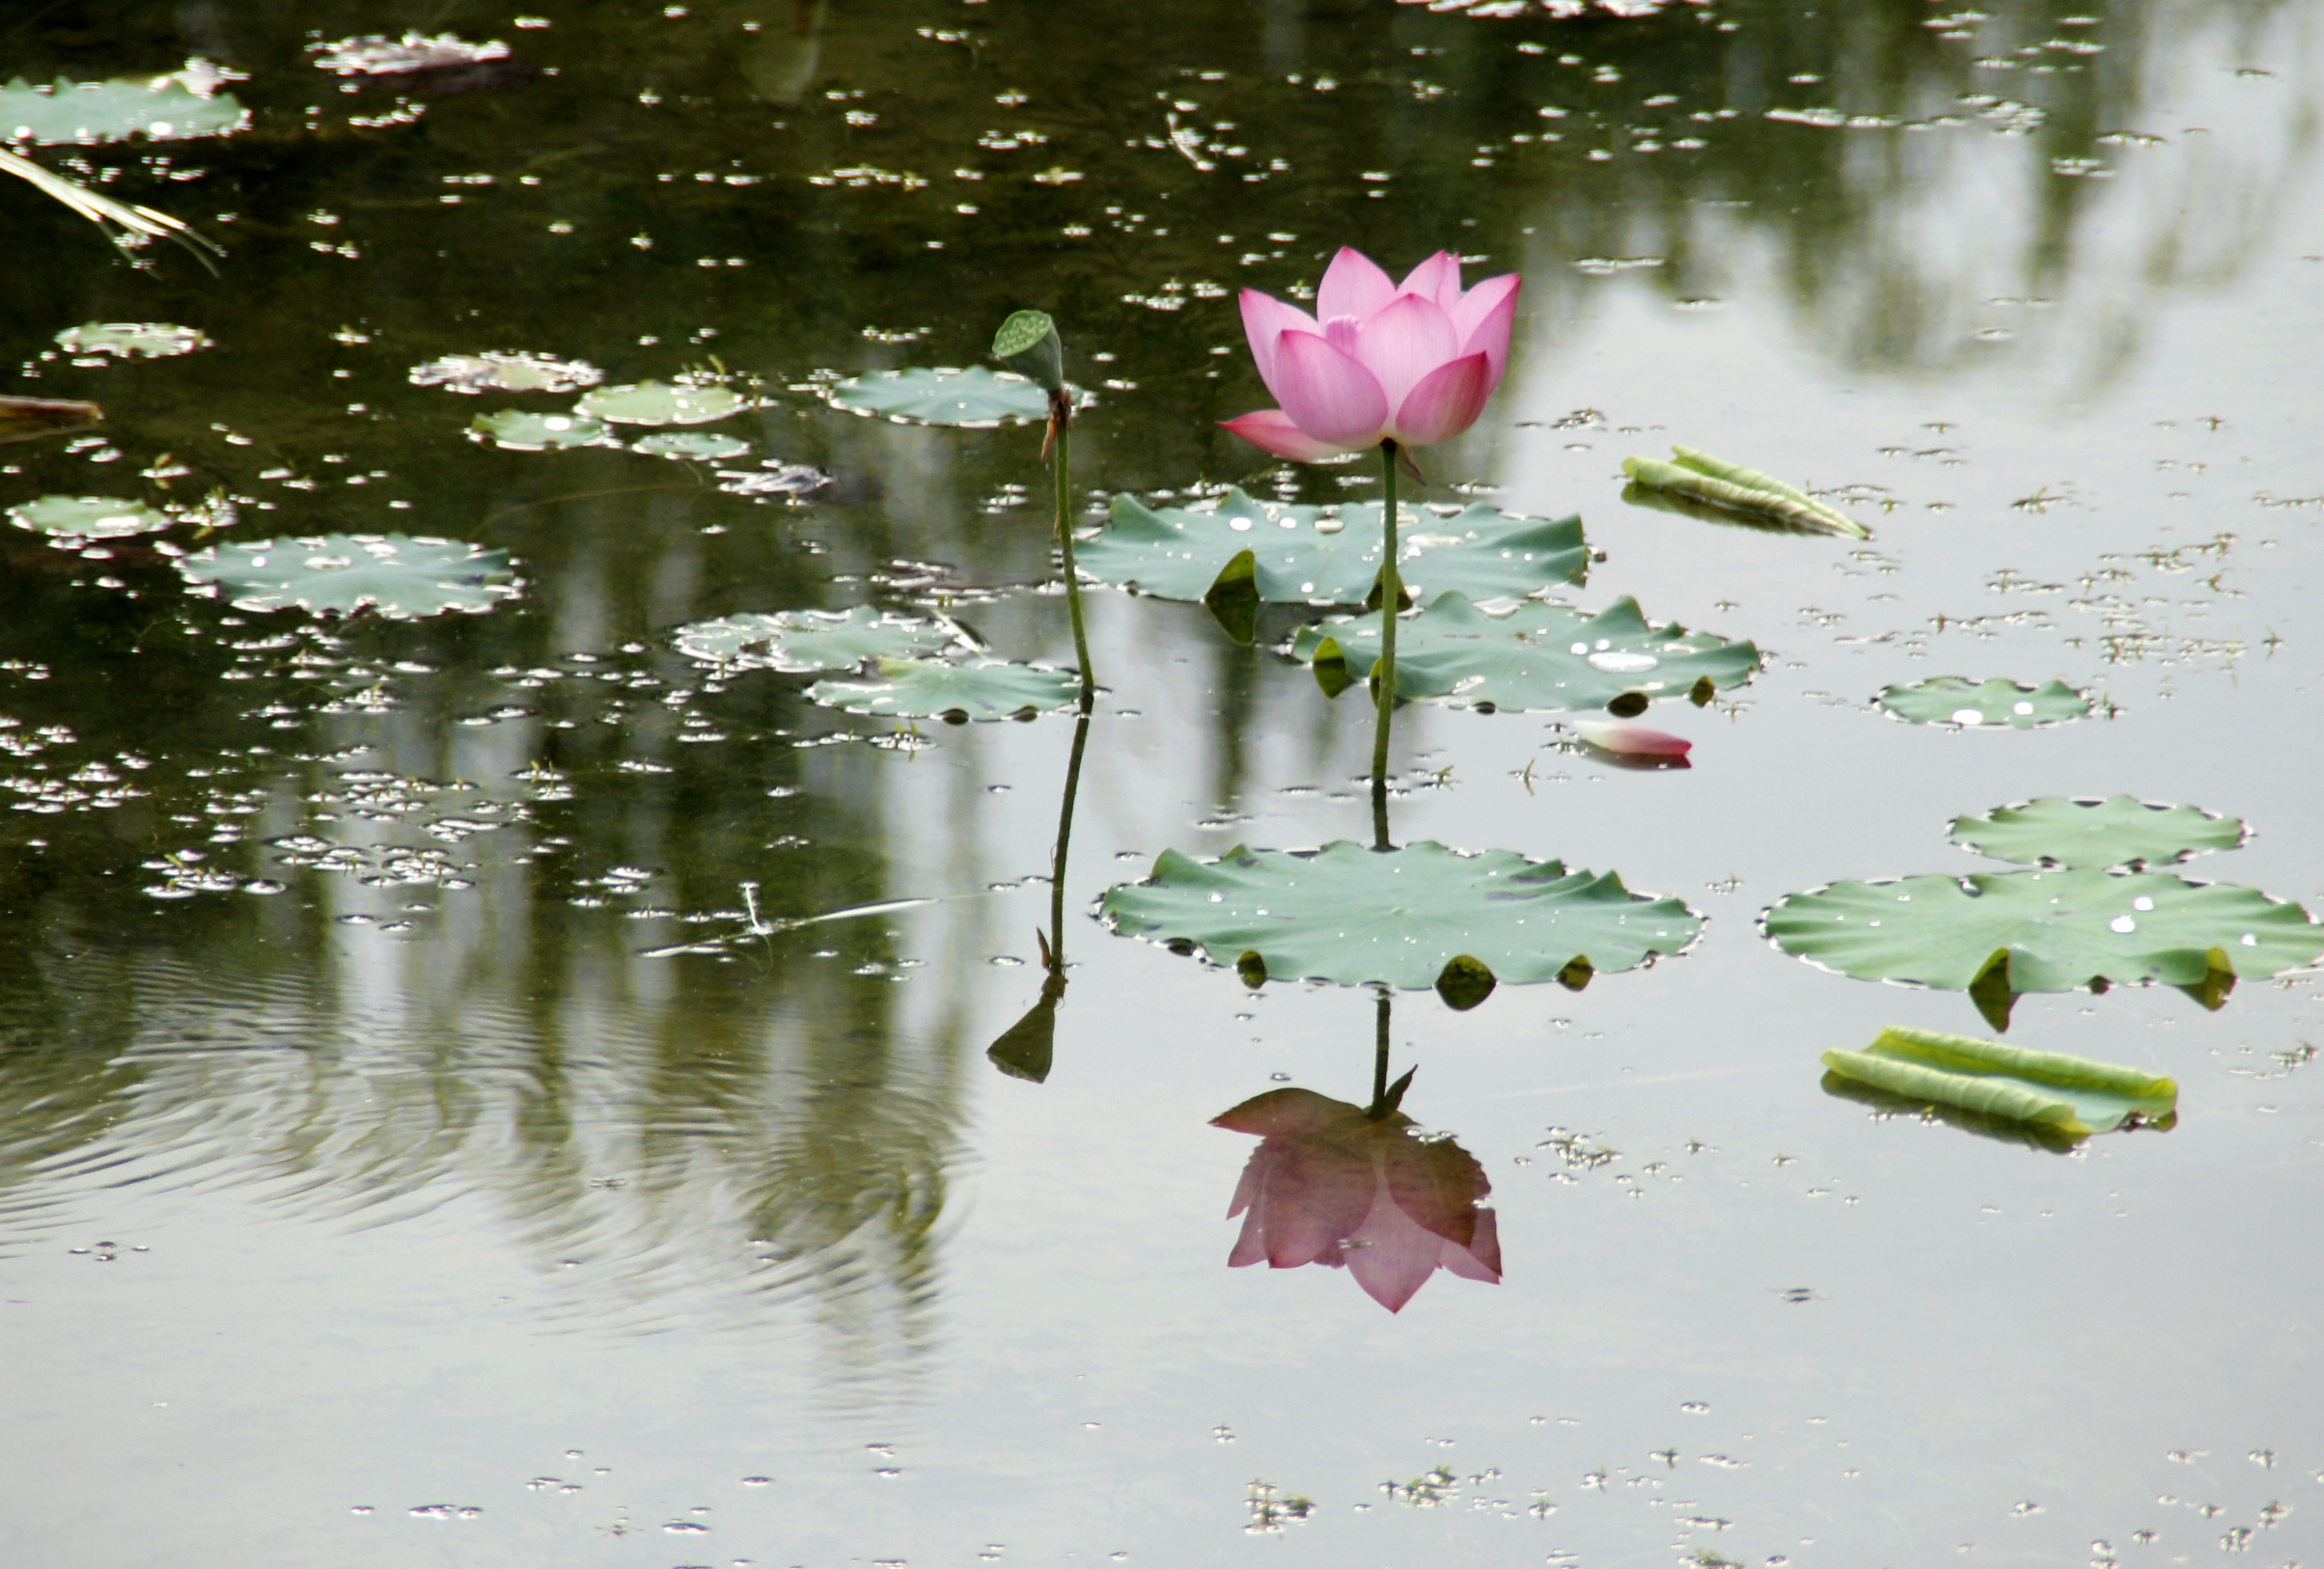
[0,75,248,145]
[54,322,208,358]
[575,380,749,427]
[636,430,752,461]
[1877,676,2089,729]
[827,367,1052,427]
[807,657,1078,722]
[1950,796,2247,870]
[409,352,601,395]
[312,33,511,76]
[7,494,173,539]
[469,410,609,451]
[1100,840,1702,992]
[178,534,521,619]
[1821,1026,2176,1142]
[1081,488,1588,607]
[1289,592,1758,714]
[673,607,964,674]
[1763,867,2323,1000]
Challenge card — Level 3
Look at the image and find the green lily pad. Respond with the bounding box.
[1763,867,2324,998]
[827,366,1052,427]
[409,352,601,395]
[1099,840,1702,992]
[1950,796,2247,870]
[1288,592,1758,714]
[0,75,249,145]
[634,430,752,461]
[54,321,208,358]
[7,494,173,539]
[574,380,749,427]
[807,657,1079,722]
[1877,676,2089,729]
[469,410,610,451]
[178,534,521,619]
[1821,1026,2176,1142]
[673,607,964,674]
[1081,488,1588,607]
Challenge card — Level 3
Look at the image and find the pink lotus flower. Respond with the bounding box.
[1221,248,1521,462]
[1213,1087,1502,1312]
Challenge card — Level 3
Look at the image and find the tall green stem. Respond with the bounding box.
[1046,705,1091,970]
[1052,414,1095,700]
[1370,439,1400,850]
[1370,989,1391,1112]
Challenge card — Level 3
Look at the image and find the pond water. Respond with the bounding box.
[5,2,2324,1565]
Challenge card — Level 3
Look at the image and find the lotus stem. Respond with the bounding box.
[1370,989,1391,1112]
[1051,404,1095,701]
[1370,439,1401,849]
[1046,704,1092,973]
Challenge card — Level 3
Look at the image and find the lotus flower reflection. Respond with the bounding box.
[1213,1087,1501,1312]
[1222,248,1520,461]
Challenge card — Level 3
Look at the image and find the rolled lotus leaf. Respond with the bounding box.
[1621,456,1868,538]
[1669,445,1862,535]
[1821,1025,2177,1141]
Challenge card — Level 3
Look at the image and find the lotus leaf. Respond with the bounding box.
[178,535,521,619]
[1821,1026,2176,1142]
[1099,840,1702,991]
[54,322,208,358]
[1288,592,1758,713]
[673,607,964,674]
[574,380,749,426]
[827,367,1052,427]
[1877,675,2089,729]
[1763,867,2323,996]
[807,658,1078,721]
[1620,449,1868,538]
[0,75,248,145]
[1950,796,2247,870]
[470,410,609,451]
[409,352,601,395]
[1081,488,1588,607]
[7,494,173,539]
[635,431,752,461]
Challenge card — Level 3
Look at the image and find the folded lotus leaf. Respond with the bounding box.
[1822,1026,2177,1140]
[1764,867,2323,995]
[1082,488,1586,607]
[178,534,521,619]
[1877,676,2089,729]
[828,367,1052,427]
[807,657,1078,721]
[1950,796,2247,869]
[672,607,963,674]
[1100,839,1702,990]
[1288,592,1757,713]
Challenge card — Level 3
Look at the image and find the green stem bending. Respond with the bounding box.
[1052,412,1096,702]
[1370,439,1400,850]
[1046,706,1092,972]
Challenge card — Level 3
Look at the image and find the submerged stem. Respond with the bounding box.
[1370,439,1400,849]
[1370,989,1391,1113]
[1052,409,1095,700]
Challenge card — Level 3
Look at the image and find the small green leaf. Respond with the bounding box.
[0,74,249,145]
[1950,796,2247,869]
[807,657,1079,722]
[54,321,208,358]
[1289,592,1758,714]
[1877,676,2089,729]
[1821,1026,2177,1141]
[574,380,749,426]
[1204,548,1260,646]
[672,607,964,674]
[1311,636,1351,699]
[828,366,1053,427]
[6,494,172,538]
[1100,840,1702,991]
[177,534,521,619]
[1435,954,1497,1011]
[470,409,609,451]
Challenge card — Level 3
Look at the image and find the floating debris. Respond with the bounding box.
[716,461,830,499]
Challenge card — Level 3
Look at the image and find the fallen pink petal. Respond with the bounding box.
[1574,720,1694,758]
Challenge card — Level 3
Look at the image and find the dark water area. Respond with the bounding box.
[3,1,2323,1565]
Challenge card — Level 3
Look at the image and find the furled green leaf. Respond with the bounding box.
[633,430,752,461]
[1950,796,2247,870]
[1099,840,1702,991]
[54,321,208,358]
[1081,488,1587,607]
[7,494,173,539]
[0,75,248,145]
[1287,592,1758,714]
[178,534,521,619]
[1877,675,2089,729]
[807,657,1079,721]
[1620,454,1868,537]
[574,380,749,426]
[469,410,610,451]
[1764,867,2323,996]
[827,366,1053,427]
[1821,1026,2177,1140]
[672,607,965,674]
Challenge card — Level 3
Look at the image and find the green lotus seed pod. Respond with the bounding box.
[991,309,1065,392]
